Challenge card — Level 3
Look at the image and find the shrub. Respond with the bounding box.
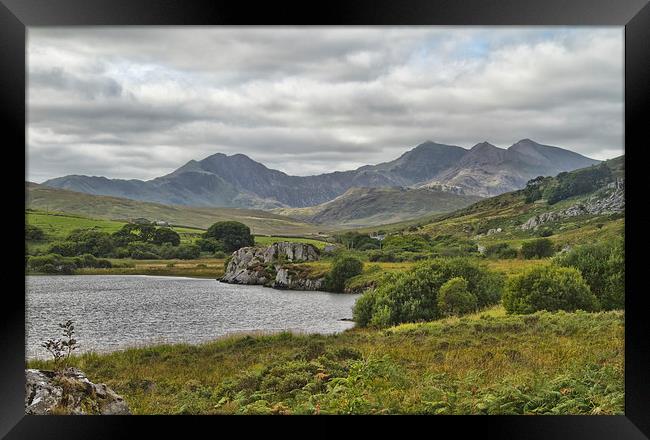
[437,277,477,317]
[353,258,504,327]
[554,239,624,310]
[503,265,598,314]
[204,221,254,252]
[65,229,115,257]
[213,251,227,259]
[367,250,399,262]
[27,253,78,274]
[538,228,554,237]
[127,242,161,259]
[520,238,555,259]
[26,224,45,241]
[47,241,79,257]
[325,257,364,293]
[175,244,201,260]
[484,243,517,259]
[151,227,181,246]
[196,238,223,253]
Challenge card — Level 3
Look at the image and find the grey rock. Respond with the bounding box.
[221,242,324,290]
[25,368,130,415]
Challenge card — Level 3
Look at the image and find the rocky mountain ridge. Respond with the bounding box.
[43,139,598,209]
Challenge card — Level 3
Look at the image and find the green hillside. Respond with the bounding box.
[273,186,481,228]
[26,183,320,236]
[345,157,625,251]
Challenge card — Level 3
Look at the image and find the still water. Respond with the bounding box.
[26,275,358,359]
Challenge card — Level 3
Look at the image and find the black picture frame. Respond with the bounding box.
[2,0,649,437]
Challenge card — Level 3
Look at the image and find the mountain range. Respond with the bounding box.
[42,139,599,209]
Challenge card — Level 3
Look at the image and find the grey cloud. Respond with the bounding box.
[27,27,623,181]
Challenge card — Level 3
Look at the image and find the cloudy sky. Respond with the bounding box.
[27,26,623,183]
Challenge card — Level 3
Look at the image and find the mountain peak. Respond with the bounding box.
[470,141,499,151]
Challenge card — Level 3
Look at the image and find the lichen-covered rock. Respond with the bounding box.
[272,267,325,290]
[25,368,130,415]
[220,242,324,290]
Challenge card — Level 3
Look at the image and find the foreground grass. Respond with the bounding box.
[28,307,624,415]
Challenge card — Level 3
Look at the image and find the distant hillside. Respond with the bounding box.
[42,139,598,208]
[25,183,320,236]
[273,186,482,228]
[346,156,624,250]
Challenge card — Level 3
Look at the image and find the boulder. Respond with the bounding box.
[221,242,325,290]
[25,368,130,415]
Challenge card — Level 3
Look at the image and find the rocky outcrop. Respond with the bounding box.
[521,179,624,230]
[272,267,325,290]
[220,242,325,290]
[25,368,130,415]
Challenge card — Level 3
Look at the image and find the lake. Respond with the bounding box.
[26,275,359,359]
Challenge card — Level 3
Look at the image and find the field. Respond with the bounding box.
[26,183,320,236]
[27,306,624,415]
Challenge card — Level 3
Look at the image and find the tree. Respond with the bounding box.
[112,223,156,246]
[151,227,181,246]
[325,256,364,292]
[204,221,254,252]
[437,277,477,316]
[503,265,598,314]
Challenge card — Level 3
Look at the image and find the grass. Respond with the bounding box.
[27,306,624,415]
[75,258,226,279]
[27,183,320,235]
[254,235,330,250]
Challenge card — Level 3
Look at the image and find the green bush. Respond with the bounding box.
[26,224,45,241]
[437,277,477,317]
[151,227,181,246]
[484,243,518,259]
[544,163,613,205]
[204,221,254,252]
[554,239,624,310]
[353,258,504,327]
[537,228,554,237]
[520,238,555,259]
[27,252,111,273]
[325,257,363,293]
[503,265,598,314]
[127,242,161,259]
[196,238,224,253]
[175,244,201,260]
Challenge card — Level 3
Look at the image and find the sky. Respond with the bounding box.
[27,26,624,183]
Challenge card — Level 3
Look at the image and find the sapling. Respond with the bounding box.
[40,320,80,372]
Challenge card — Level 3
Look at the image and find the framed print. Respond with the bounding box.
[2,0,649,437]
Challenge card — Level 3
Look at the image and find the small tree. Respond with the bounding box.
[204,221,254,252]
[151,227,181,246]
[325,257,363,293]
[41,320,80,372]
[503,265,598,314]
[437,277,477,317]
